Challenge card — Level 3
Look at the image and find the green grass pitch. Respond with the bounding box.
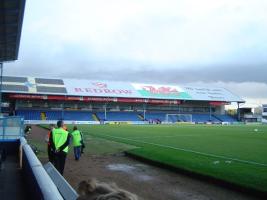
[74,124,267,193]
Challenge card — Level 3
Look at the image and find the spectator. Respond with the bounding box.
[24,125,32,137]
[50,120,70,175]
[71,126,83,161]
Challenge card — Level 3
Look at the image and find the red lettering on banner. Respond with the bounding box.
[93,89,102,93]
[74,87,133,95]
[92,82,107,88]
[84,88,90,92]
[75,88,83,92]
[104,89,111,93]
[142,86,178,95]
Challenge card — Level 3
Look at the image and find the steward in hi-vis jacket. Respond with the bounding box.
[50,120,70,175]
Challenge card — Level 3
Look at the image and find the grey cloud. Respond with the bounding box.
[60,64,267,84]
[5,60,267,84]
[4,58,267,101]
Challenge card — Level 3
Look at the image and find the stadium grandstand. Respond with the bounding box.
[1,76,244,124]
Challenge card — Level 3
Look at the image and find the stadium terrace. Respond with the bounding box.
[1,76,244,124]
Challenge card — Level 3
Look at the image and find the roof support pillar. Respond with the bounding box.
[209,104,212,121]
[104,104,107,120]
[237,102,240,121]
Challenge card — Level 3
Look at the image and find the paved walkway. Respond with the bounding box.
[0,155,27,200]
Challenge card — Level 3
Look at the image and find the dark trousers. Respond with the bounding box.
[74,146,81,160]
[54,151,67,175]
[47,146,54,164]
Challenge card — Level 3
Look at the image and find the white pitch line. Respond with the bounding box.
[126,133,230,139]
[127,135,197,139]
[98,134,267,167]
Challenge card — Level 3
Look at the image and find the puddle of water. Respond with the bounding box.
[136,175,154,181]
[135,163,148,168]
[106,164,136,173]
[107,163,155,182]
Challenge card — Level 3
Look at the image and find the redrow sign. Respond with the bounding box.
[74,88,133,95]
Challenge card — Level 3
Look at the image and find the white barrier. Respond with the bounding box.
[24,120,148,125]
[24,120,100,125]
[22,139,64,200]
[103,121,149,125]
[44,162,78,200]
[20,137,78,200]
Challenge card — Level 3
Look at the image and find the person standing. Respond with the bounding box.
[46,124,55,164]
[71,126,82,161]
[50,120,70,175]
[24,125,32,137]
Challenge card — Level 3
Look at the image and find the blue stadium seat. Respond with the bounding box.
[192,114,221,123]
[144,112,166,122]
[16,110,237,123]
[16,110,94,121]
[192,114,209,123]
[45,111,62,120]
[214,115,237,122]
[64,111,94,121]
[96,112,140,121]
[16,110,41,120]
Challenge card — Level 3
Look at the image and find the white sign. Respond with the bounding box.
[2,76,244,102]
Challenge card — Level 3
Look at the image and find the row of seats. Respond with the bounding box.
[97,112,140,121]
[144,113,237,123]
[214,114,237,122]
[16,110,237,123]
[16,110,95,121]
[192,114,221,123]
[17,110,41,120]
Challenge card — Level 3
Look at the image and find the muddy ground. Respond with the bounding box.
[28,125,262,200]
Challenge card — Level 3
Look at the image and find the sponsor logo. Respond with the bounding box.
[141,85,179,95]
[74,87,133,95]
[132,83,192,99]
[74,82,133,95]
[92,82,108,88]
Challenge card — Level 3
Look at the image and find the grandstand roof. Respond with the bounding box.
[0,0,26,62]
[2,76,245,103]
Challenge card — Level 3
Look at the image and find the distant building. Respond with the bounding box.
[238,104,262,123]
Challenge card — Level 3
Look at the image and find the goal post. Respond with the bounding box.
[165,114,192,123]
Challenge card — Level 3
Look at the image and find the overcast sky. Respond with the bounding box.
[5,0,267,106]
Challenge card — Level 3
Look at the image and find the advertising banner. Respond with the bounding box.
[64,79,140,98]
[131,83,192,100]
[183,86,243,102]
[3,76,244,102]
